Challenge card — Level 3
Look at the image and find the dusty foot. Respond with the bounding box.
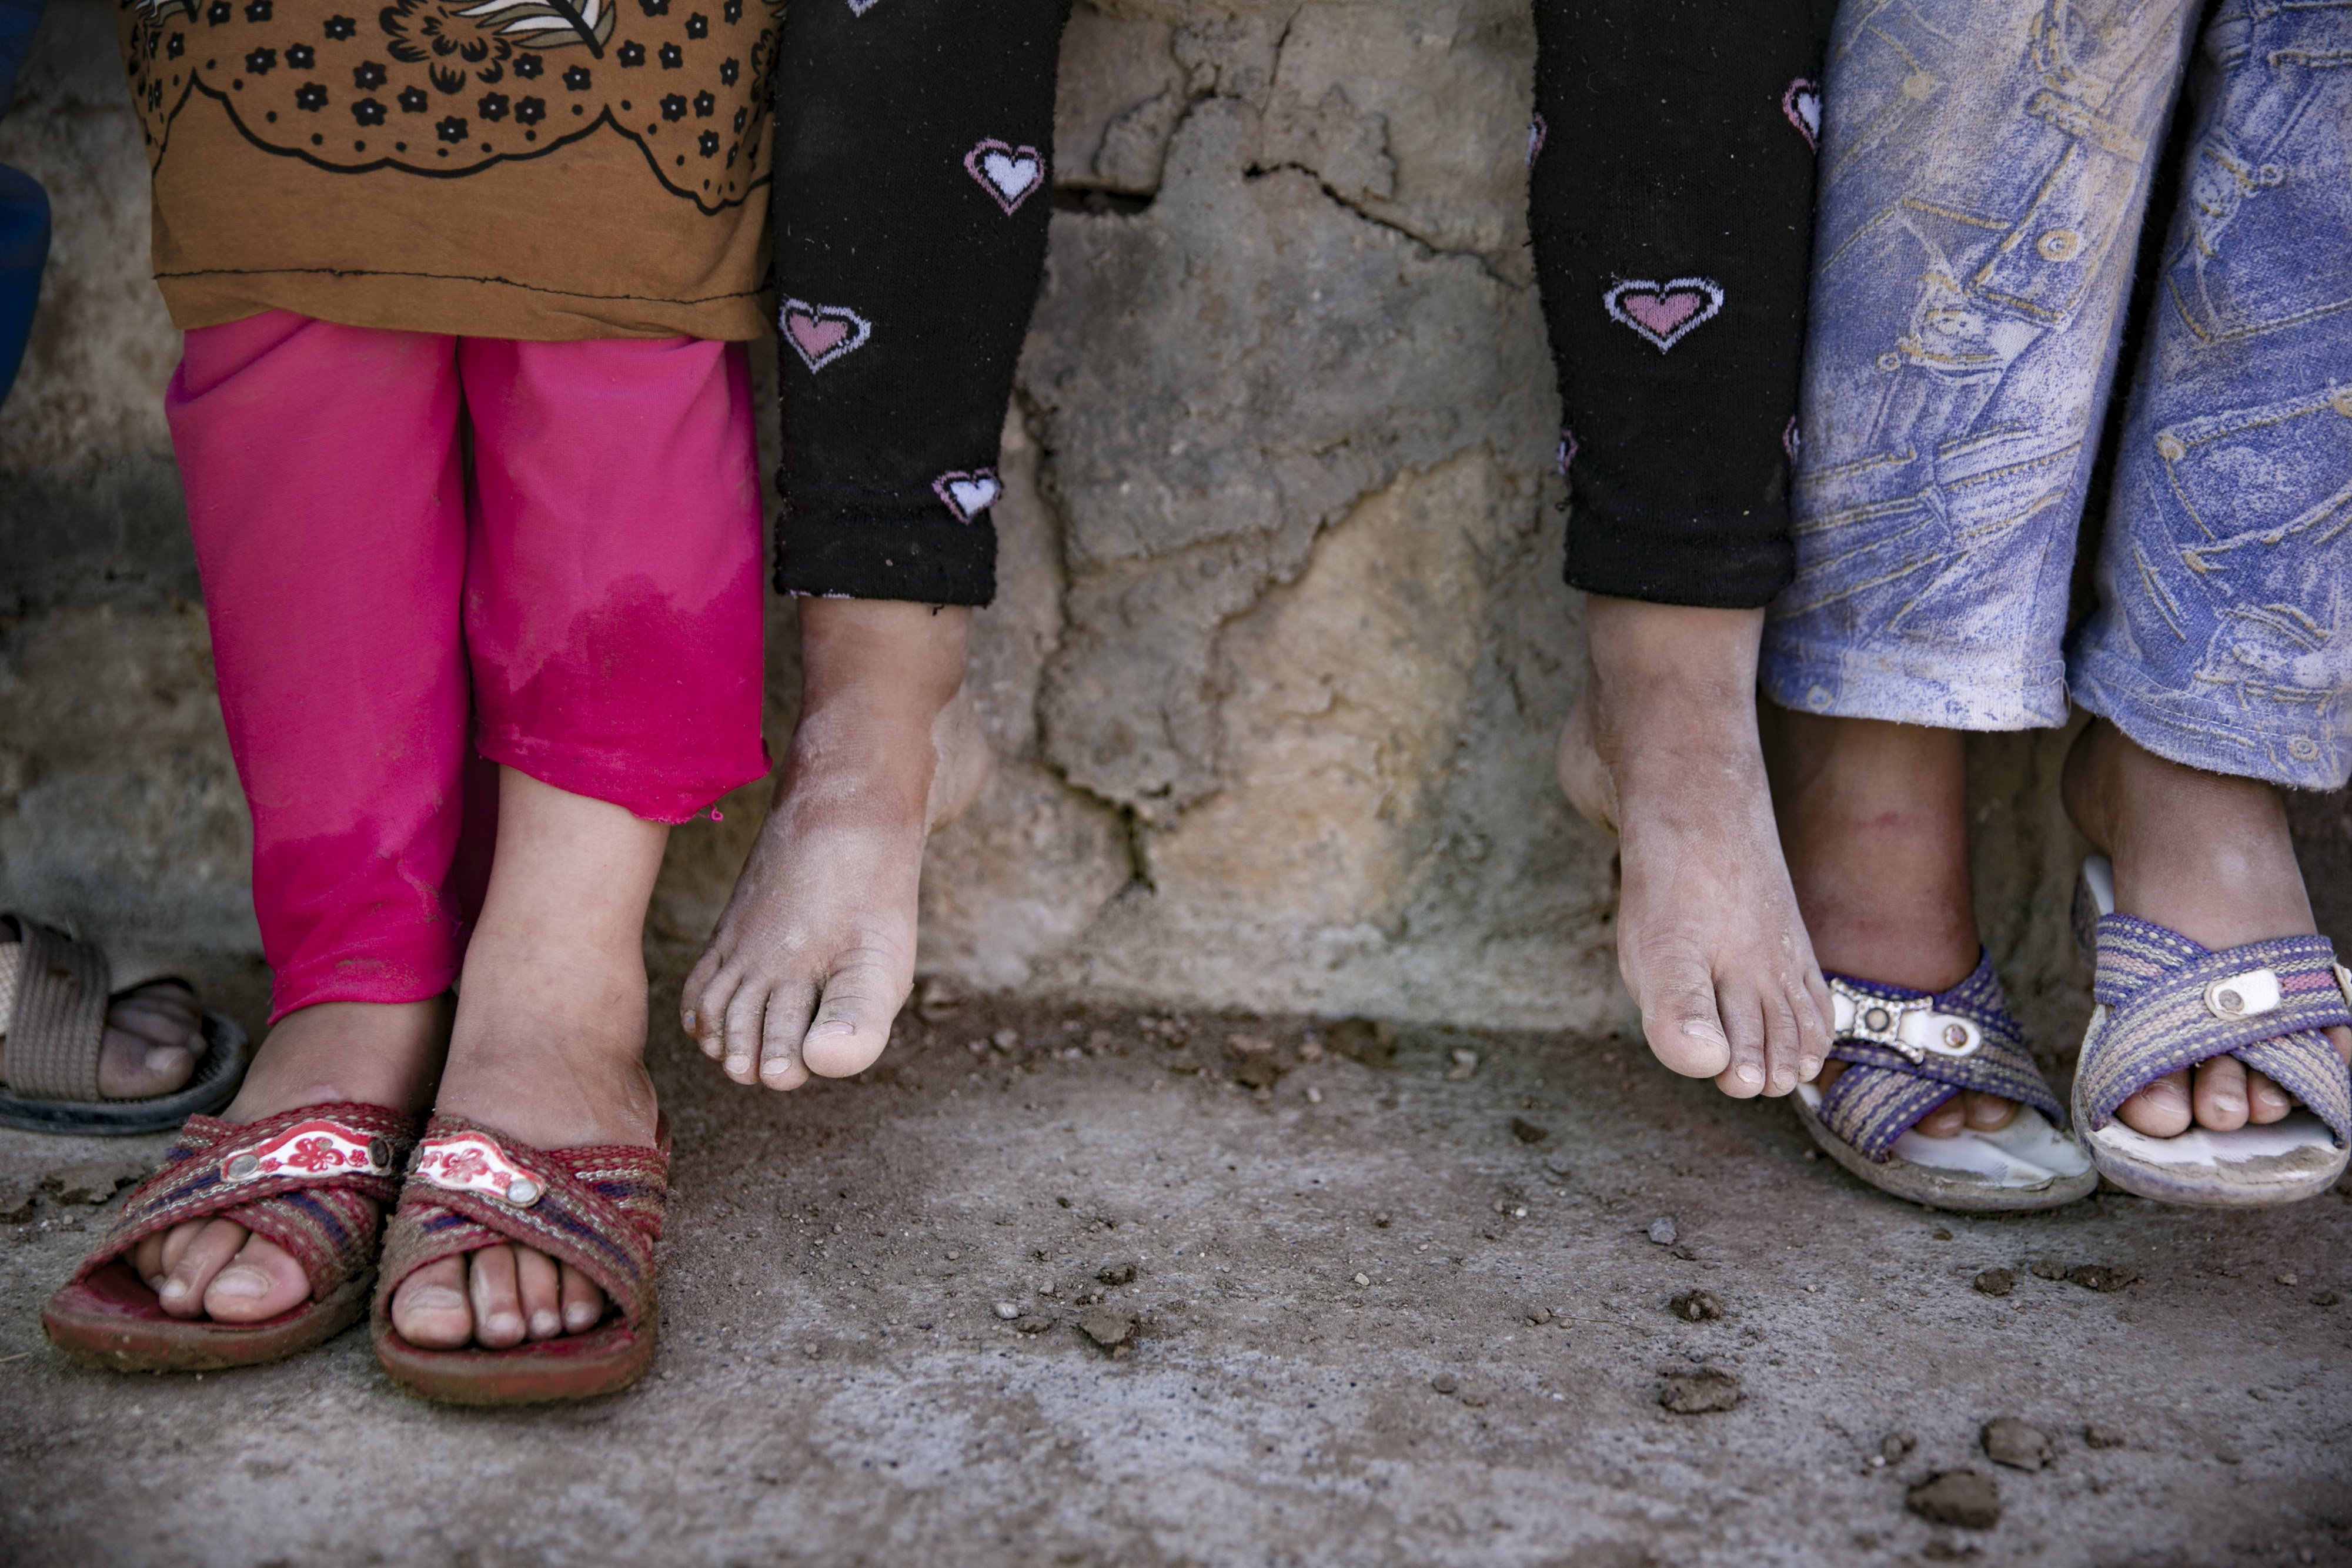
[390,769,667,1350]
[2064,718,2352,1136]
[683,599,987,1091]
[0,937,206,1100]
[129,997,446,1323]
[1561,597,1830,1098]
[1763,710,2019,1138]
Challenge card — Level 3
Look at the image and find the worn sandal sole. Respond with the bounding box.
[373,1287,658,1406]
[2072,857,2351,1208]
[1793,1085,2099,1212]
[42,1258,370,1373]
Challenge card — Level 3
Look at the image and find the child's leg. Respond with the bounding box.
[679,0,1063,1086]
[1761,0,2199,1140]
[390,332,765,1349]
[2063,0,2352,1138]
[1536,0,1832,1094]
[135,310,468,1322]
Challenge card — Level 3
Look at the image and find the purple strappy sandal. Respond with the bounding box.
[1793,949,2096,1212]
[2070,856,2351,1207]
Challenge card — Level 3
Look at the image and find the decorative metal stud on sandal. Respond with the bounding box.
[42,1103,416,1370]
[372,1114,670,1405]
[2070,855,2351,1207]
[1792,950,2096,1212]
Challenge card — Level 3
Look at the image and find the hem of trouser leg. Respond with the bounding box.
[267,970,461,1027]
[1565,522,1793,611]
[477,734,774,826]
[2068,654,2349,793]
[775,507,997,607]
[1758,646,2070,731]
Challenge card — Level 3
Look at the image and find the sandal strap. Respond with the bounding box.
[375,1114,669,1330]
[72,1102,416,1299]
[4,915,111,1101]
[1819,951,2064,1161]
[2080,915,2352,1139]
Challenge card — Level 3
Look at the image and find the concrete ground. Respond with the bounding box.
[2,979,2348,1568]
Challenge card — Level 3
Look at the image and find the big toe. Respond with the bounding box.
[201,1235,312,1323]
[93,985,205,1098]
[390,1257,475,1349]
[2114,1070,2193,1138]
[800,951,908,1079]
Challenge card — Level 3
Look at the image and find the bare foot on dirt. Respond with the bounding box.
[389,768,669,1350]
[0,934,207,1099]
[1763,710,2018,1138]
[129,997,447,1323]
[1560,597,1830,1098]
[2063,718,2352,1137]
[681,599,988,1091]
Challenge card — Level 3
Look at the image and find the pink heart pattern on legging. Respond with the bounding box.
[1602,277,1725,352]
[781,299,874,373]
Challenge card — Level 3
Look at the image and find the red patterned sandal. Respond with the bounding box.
[41,1103,416,1372]
[371,1114,670,1405]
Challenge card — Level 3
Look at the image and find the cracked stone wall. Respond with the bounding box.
[3,0,2337,1058]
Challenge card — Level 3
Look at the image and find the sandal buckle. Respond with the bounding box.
[1828,980,1981,1064]
[413,1132,546,1208]
[2203,967,2281,1021]
[217,1119,397,1186]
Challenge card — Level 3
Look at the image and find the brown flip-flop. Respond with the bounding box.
[0,913,253,1135]
[42,1102,416,1372]
[371,1113,670,1405]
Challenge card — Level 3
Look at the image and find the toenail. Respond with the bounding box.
[1736,1063,1763,1086]
[143,1045,188,1072]
[564,1305,599,1331]
[808,1020,856,1039]
[211,1266,269,1299]
[159,1278,189,1300]
[530,1310,561,1338]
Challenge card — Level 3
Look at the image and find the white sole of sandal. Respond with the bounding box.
[1793,1082,2095,1212]
[2072,855,2351,1208]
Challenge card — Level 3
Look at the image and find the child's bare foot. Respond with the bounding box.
[1764,711,2020,1138]
[0,937,206,1099]
[389,770,667,1350]
[2063,718,2352,1137]
[129,997,447,1323]
[682,599,987,1091]
[1560,597,1830,1098]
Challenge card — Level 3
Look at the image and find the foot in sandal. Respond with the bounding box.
[0,934,203,1099]
[383,768,669,1362]
[2062,719,2351,1202]
[680,599,989,1091]
[1765,710,2092,1209]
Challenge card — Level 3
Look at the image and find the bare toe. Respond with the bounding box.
[1711,989,1769,1099]
[390,1256,475,1349]
[2189,1055,2250,1132]
[2243,1066,2294,1126]
[469,1243,527,1349]
[201,1233,310,1323]
[559,1262,606,1334]
[1913,1096,1967,1138]
[1632,962,1734,1082]
[1962,1091,2019,1132]
[156,1218,249,1319]
[95,982,204,1098]
[515,1245,564,1341]
[2116,1068,2193,1138]
[800,946,906,1079]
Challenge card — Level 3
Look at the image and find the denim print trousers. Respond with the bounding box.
[1765,0,2352,791]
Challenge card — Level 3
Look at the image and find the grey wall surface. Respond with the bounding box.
[2,0,2340,1073]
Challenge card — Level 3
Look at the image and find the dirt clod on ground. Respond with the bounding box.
[1980,1418,2053,1472]
[1509,1117,1548,1144]
[0,1179,35,1223]
[2030,1258,2067,1281]
[1973,1269,2015,1297]
[41,1161,145,1205]
[1013,1314,1053,1334]
[1658,1366,1741,1415]
[1080,1308,1135,1349]
[1231,1058,1284,1091]
[1668,1289,1723,1322]
[1430,1374,1458,1395]
[2067,1264,2138,1293]
[1882,1432,1919,1464]
[2083,1424,2129,1450]
[1646,1217,1678,1246]
[1323,1018,1394,1068]
[1907,1470,2001,1530]
[1097,1262,1135,1286]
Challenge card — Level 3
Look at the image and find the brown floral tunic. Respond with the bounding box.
[119,0,778,339]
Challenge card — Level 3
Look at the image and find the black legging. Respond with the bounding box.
[1531,0,1828,609]
[768,0,1071,607]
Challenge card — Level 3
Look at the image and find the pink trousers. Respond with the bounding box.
[168,310,768,1021]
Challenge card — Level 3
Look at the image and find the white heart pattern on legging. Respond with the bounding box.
[781,298,873,373]
[933,469,1002,523]
[965,139,1044,215]
[1783,78,1820,151]
[1602,276,1725,353]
